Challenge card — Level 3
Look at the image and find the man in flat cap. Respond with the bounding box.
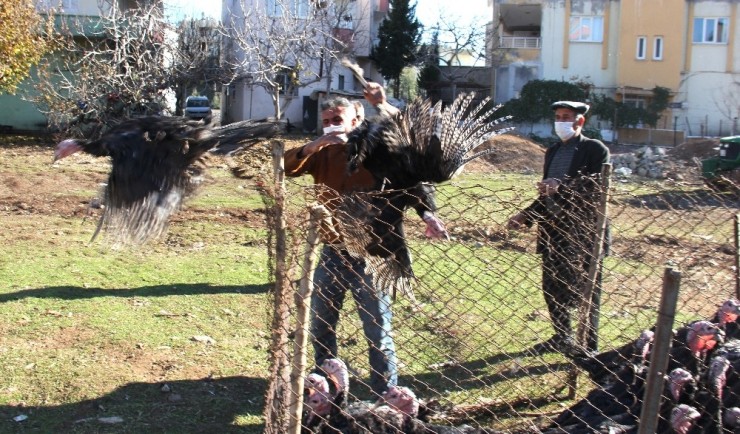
[508,100,609,355]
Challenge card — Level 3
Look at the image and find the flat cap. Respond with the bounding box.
[551,101,590,115]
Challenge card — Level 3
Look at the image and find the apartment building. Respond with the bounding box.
[491,0,740,137]
[1,0,162,131]
[220,0,390,131]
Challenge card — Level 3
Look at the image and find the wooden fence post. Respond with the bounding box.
[264,140,292,434]
[287,205,325,434]
[735,214,739,300]
[638,267,681,434]
[569,163,612,398]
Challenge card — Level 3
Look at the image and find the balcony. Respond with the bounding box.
[499,36,541,49]
[374,0,388,18]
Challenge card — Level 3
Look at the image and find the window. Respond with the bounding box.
[569,16,604,42]
[37,0,78,13]
[623,97,646,109]
[653,36,663,60]
[338,74,345,91]
[636,36,647,60]
[266,0,310,18]
[693,17,729,43]
[275,67,296,95]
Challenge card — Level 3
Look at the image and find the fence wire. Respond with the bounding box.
[264,161,739,433]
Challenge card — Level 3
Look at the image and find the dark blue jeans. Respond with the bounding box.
[311,245,397,396]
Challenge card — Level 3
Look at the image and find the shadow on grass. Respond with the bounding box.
[0,376,267,434]
[0,283,271,303]
[400,350,574,397]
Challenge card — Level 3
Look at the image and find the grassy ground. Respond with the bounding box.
[0,135,738,432]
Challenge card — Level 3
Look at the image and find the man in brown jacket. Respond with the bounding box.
[285,84,446,395]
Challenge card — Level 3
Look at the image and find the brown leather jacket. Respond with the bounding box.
[285,143,377,244]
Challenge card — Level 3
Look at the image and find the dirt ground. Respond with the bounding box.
[0,131,718,221]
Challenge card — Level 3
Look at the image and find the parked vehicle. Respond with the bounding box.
[700,135,740,189]
[184,96,211,120]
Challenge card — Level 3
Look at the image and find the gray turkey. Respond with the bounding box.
[53,116,281,244]
[303,359,497,433]
[333,92,512,298]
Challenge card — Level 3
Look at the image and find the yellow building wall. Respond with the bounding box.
[616,0,685,91]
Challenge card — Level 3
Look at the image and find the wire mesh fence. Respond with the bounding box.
[261,150,740,433]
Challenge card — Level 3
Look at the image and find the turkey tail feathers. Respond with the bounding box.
[340,57,369,89]
[435,94,514,179]
[348,92,514,187]
[208,119,282,155]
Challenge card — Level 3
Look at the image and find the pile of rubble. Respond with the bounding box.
[610,146,684,180]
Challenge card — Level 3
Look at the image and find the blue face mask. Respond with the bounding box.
[554,122,576,141]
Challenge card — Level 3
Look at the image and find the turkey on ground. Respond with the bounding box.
[304,360,496,433]
[671,404,701,434]
[544,316,728,434]
[53,116,281,244]
[711,298,740,340]
[573,329,655,386]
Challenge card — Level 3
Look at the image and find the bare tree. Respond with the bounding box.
[171,16,224,116]
[222,0,363,120]
[417,13,501,103]
[713,76,740,134]
[27,1,223,137]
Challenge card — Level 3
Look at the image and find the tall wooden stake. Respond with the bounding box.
[638,267,681,434]
[287,205,325,434]
[264,141,291,434]
[568,163,612,398]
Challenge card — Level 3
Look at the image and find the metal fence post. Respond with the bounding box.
[638,267,681,434]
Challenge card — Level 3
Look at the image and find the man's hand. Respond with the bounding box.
[507,212,526,231]
[363,82,386,106]
[301,131,347,157]
[536,178,561,197]
[422,211,449,240]
[364,82,399,116]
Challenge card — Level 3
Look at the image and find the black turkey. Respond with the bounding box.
[543,310,728,434]
[54,116,281,244]
[332,183,438,298]
[332,92,512,298]
[346,93,514,188]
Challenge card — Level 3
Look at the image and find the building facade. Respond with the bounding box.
[1,0,162,132]
[491,0,740,137]
[220,0,389,131]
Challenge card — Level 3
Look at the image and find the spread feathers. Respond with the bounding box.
[54,116,281,245]
[336,93,511,300]
[346,93,513,188]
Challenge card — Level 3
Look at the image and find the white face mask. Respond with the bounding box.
[322,124,346,135]
[554,122,576,141]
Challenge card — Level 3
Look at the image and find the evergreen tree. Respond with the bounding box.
[372,0,422,98]
[417,29,440,100]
